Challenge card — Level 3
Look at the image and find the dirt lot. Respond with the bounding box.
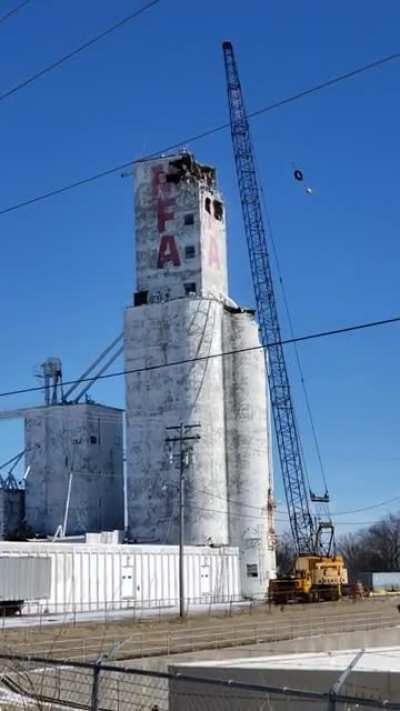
[0,594,398,662]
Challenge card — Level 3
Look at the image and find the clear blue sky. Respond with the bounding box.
[0,0,399,534]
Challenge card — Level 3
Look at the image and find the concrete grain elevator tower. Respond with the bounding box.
[124,152,276,597]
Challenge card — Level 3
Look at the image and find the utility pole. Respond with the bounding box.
[165,423,201,619]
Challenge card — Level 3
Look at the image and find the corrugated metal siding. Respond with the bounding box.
[0,543,239,612]
[0,557,51,600]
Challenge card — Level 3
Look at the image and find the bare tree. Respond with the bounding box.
[276,532,296,575]
[338,511,400,578]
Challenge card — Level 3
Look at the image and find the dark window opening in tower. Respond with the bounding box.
[134,290,148,307]
[213,200,224,221]
[184,213,194,226]
[166,171,180,184]
[246,564,259,578]
[184,282,197,296]
[205,197,211,214]
[185,245,196,259]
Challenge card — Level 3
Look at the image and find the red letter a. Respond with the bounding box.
[157,235,181,268]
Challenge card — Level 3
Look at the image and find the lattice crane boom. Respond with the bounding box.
[222,41,320,555]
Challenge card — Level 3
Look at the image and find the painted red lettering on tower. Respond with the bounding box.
[151,165,166,195]
[157,235,181,268]
[158,198,175,232]
[152,164,179,270]
[209,236,220,270]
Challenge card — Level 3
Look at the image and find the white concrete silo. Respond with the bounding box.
[125,297,229,545]
[223,307,275,597]
[124,152,276,596]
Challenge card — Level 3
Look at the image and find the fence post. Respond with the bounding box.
[327,649,365,711]
[327,690,336,711]
[91,663,101,711]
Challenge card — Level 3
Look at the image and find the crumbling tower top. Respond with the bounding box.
[133,152,228,306]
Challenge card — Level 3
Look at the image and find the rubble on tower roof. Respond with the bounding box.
[165,152,216,188]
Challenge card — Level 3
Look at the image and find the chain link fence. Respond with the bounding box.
[0,653,397,711]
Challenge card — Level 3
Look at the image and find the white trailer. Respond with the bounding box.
[0,556,51,614]
[0,541,239,615]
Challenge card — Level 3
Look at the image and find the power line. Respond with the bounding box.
[0,0,160,104]
[1,50,399,216]
[0,312,398,400]
[0,0,31,26]
[151,482,400,520]
[190,503,272,523]
[191,485,268,514]
[189,501,399,529]
[332,495,400,516]
[330,519,400,526]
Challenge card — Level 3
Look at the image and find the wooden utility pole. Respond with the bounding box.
[165,423,201,618]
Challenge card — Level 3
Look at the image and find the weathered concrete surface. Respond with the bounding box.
[223,308,275,596]
[25,404,124,536]
[134,154,227,303]
[0,489,24,539]
[125,152,276,597]
[125,297,229,546]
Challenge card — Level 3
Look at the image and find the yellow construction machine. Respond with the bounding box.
[269,553,348,605]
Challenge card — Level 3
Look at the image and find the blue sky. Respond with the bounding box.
[0,0,399,534]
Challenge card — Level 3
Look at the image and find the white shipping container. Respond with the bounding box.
[372,572,400,591]
[0,556,51,601]
[0,542,240,613]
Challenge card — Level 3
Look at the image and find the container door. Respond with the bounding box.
[200,559,211,596]
[121,565,135,600]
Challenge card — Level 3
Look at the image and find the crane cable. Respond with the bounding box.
[259,182,329,498]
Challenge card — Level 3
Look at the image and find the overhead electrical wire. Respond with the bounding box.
[191,485,270,514]
[202,495,400,520]
[0,0,31,26]
[189,503,400,529]
[190,503,284,524]
[332,495,400,516]
[0,0,160,104]
[191,486,400,519]
[0,313,398,400]
[1,50,399,216]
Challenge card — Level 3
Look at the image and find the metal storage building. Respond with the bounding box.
[359,571,400,592]
[0,540,239,613]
